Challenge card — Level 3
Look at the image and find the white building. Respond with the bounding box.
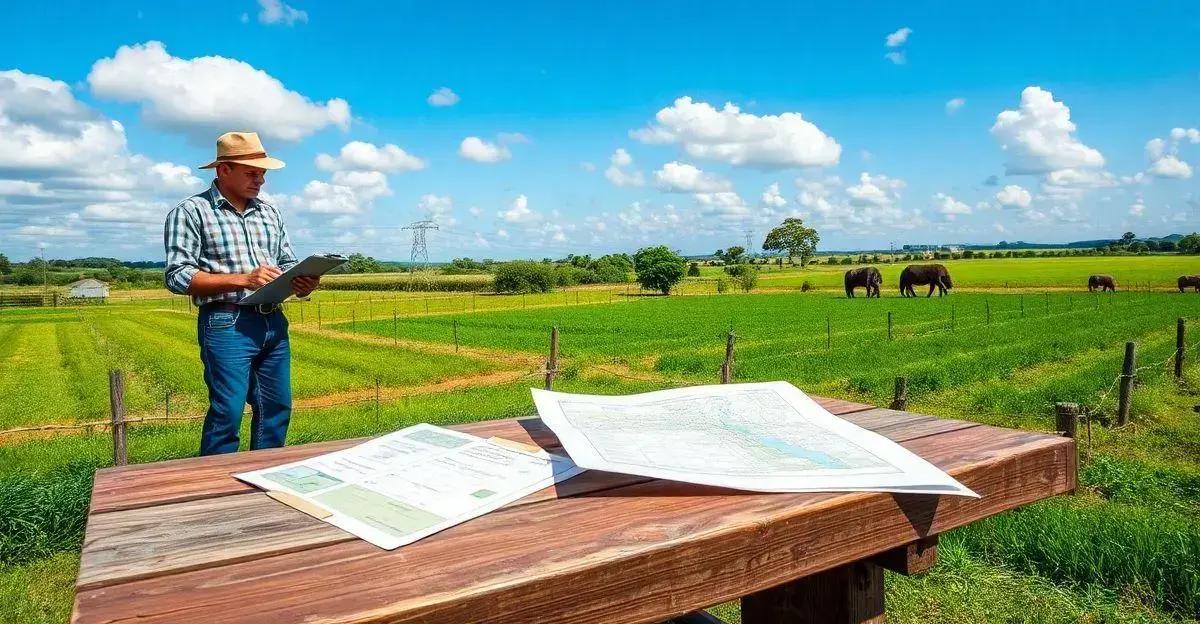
[68,278,109,299]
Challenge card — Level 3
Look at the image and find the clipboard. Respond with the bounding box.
[238,253,348,306]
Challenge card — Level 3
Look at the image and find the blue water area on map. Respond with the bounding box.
[726,423,848,469]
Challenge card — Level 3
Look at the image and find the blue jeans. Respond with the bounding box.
[197,306,292,455]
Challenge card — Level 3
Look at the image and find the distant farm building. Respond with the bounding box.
[68,278,110,299]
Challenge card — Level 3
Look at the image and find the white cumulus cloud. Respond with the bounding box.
[257,0,307,25]
[459,136,511,163]
[631,96,840,168]
[87,41,350,141]
[1144,128,1197,179]
[990,86,1104,175]
[498,194,537,223]
[604,148,644,187]
[934,192,972,219]
[761,182,787,208]
[995,184,1032,208]
[427,87,460,107]
[654,161,731,193]
[315,141,425,173]
[846,172,905,208]
[885,27,912,48]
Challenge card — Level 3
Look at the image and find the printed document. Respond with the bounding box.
[235,423,585,549]
[533,382,976,497]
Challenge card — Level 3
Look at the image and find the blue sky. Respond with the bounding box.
[1,0,1198,261]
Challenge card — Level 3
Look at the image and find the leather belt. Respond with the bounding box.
[201,302,280,315]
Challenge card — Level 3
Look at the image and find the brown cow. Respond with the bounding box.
[844,267,882,298]
[1088,275,1116,292]
[900,264,952,297]
[1179,275,1200,293]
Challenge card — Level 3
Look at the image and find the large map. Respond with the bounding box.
[533,382,976,496]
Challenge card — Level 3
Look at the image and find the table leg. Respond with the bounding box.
[741,561,885,624]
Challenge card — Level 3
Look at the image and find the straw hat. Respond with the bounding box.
[198,132,285,170]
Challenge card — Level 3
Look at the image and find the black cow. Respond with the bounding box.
[1088,275,1116,292]
[1179,275,1200,293]
[900,264,952,298]
[844,267,882,298]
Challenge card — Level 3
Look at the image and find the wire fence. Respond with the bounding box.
[2,298,1195,475]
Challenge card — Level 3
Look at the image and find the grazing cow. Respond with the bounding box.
[844,267,882,298]
[1179,275,1200,293]
[900,264,953,298]
[1088,275,1117,292]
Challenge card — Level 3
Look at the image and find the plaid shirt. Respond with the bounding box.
[164,182,298,306]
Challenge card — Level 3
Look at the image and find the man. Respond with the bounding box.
[164,131,319,455]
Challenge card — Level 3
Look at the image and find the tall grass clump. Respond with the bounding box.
[956,496,1200,616]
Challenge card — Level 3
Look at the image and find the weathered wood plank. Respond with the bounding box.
[87,396,874,515]
[76,410,957,592]
[73,426,1073,624]
[742,561,884,624]
[76,469,647,591]
[870,536,938,576]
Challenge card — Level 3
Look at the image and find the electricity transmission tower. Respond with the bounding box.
[744,229,754,259]
[402,220,438,285]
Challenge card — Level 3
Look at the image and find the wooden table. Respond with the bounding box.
[72,396,1075,624]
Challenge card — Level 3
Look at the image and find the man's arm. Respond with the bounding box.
[277,216,320,298]
[165,204,280,297]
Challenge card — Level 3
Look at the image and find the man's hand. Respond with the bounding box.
[244,265,282,289]
[292,275,320,298]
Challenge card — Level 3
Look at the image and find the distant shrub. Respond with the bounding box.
[687,262,701,277]
[554,265,597,287]
[800,280,813,292]
[716,277,729,293]
[494,261,556,293]
[723,264,758,292]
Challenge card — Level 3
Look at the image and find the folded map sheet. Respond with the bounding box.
[533,381,976,497]
[236,424,584,549]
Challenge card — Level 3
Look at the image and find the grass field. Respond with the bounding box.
[3,254,1200,623]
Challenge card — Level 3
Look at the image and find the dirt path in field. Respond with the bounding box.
[0,367,542,442]
[293,368,538,409]
[290,324,545,367]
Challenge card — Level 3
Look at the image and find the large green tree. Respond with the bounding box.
[0,253,10,275]
[633,245,686,295]
[1178,233,1200,255]
[762,218,820,267]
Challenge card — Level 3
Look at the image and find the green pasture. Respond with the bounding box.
[0,307,498,429]
[3,252,1200,622]
[693,254,1200,292]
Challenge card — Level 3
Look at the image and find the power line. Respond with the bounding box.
[401,219,439,284]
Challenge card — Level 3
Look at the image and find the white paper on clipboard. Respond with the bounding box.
[238,253,347,306]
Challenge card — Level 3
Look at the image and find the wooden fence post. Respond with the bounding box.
[720,330,736,384]
[887,311,893,341]
[1117,342,1136,426]
[1176,318,1186,380]
[374,377,381,427]
[890,377,908,410]
[545,327,559,390]
[1054,402,1078,439]
[109,370,127,466]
